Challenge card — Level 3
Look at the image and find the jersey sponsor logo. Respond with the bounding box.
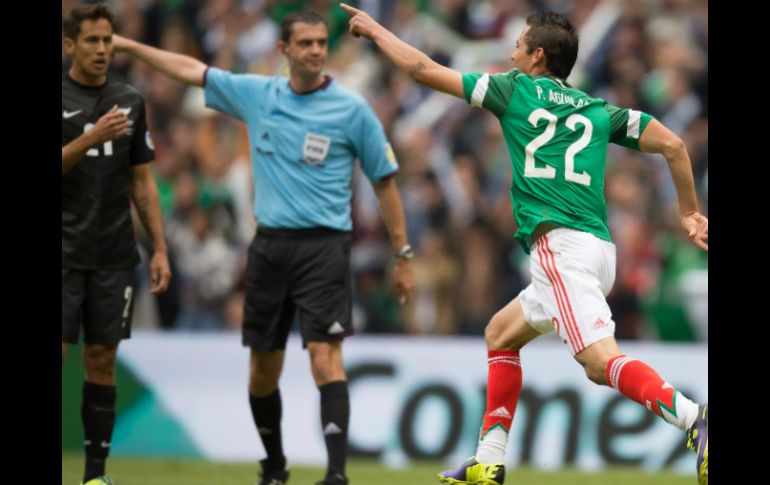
[63,109,82,119]
[300,132,331,167]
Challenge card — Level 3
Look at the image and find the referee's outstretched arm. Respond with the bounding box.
[112,34,207,87]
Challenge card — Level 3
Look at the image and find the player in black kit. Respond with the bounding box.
[61,4,171,485]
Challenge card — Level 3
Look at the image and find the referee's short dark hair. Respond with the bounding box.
[63,3,116,41]
[281,9,327,42]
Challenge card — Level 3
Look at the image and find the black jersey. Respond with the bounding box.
[62,73,155,269]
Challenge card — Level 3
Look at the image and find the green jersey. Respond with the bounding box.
[462,69,654,253]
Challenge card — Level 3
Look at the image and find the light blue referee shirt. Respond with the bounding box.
[204,67,399,231]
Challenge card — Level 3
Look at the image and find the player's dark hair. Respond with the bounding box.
[281,9,327,42]
[525,12,578,79]
[63,3,116,40]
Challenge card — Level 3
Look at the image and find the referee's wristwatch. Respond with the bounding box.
[395,243,415,260]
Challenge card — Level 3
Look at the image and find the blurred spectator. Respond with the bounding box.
[404,227,460,334]
[171,207,239,330]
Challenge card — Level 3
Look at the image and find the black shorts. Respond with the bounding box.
[62,268,136,344]
[243,227,354,350]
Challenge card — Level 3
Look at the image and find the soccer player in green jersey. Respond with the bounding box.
[341,5,708,485]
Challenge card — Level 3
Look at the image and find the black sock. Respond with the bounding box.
[249,390,286,470]
[320,381,349,480]
[81,382,116,482]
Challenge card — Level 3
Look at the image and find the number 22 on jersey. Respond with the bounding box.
[524,108,592,186]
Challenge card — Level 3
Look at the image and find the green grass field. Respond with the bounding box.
[62,453,694,485]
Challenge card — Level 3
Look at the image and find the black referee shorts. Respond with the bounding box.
[62,268,136,344]
[243,227,354,351]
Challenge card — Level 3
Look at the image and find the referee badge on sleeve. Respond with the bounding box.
[145,131,155,150]
[384,142,398,169]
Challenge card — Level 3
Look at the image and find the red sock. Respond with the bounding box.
[481,350,522,436]
[606,355,675,418]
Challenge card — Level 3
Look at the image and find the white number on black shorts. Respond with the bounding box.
[121,286,133,327]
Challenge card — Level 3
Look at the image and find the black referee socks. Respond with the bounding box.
[250,389,287,471]
[320,380,350,480]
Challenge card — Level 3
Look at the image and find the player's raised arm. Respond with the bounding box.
[112,33,207,87]
[340,3,463,99]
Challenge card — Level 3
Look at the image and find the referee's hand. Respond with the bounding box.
[393,258,414,305]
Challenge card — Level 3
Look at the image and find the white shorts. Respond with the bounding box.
[519,228,617,356]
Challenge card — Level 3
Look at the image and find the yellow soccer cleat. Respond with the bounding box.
[81,476,115,485]
[686,403,708,485]
[438,457,505,485]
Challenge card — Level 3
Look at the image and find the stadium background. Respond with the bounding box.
[62,0,707,481]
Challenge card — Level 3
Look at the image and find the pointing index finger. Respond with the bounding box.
[340,3,360,15]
